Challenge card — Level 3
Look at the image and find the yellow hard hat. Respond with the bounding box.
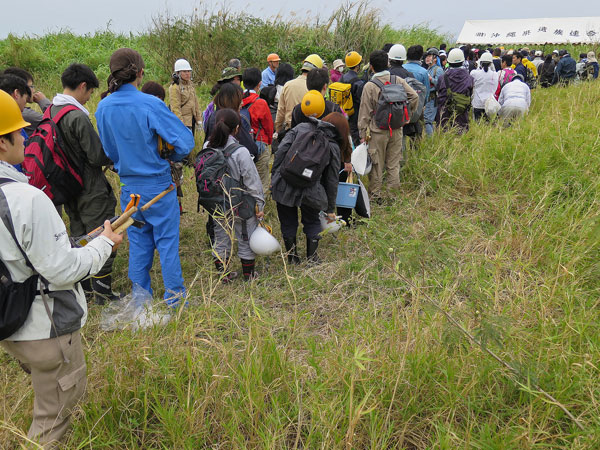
[345,51,362,68]
[302,54,324,70]
[301,90,325,118]
[0,90,30,136]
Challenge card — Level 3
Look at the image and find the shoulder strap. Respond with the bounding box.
[370,77,385,90]
[223,142,244,158]
[0,179,34,270]
[48,104,79,123]
[389,75,397,85]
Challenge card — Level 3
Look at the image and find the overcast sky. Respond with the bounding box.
[2,0,600,40]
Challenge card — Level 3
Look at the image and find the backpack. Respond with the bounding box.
[194,143,256,219]
[22,105,83,205]
[240,96,263,141]
[443,73,471,116]
[525,67,537,89]
[370,75,411,136]
[582,62,595,81]
[279,123,331,188]
[328,82,354,116]
[0,179,39,340]
[403,77,427,123]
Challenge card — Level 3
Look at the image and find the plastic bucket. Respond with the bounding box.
[336,182,360,208]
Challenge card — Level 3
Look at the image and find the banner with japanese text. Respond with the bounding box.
[457,17,600,45]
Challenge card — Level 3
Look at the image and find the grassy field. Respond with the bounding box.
[2,5,600,447]
[0,77,599,448]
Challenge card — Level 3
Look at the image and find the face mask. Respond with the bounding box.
[337,67,344,73]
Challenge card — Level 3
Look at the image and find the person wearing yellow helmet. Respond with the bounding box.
[290,68,342,128]
[274,53,323,135]
[341,51,366,146]
[0,89,122,448]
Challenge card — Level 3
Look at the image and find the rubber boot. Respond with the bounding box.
[241,259,257,281]
[306,237,320,265]
[214,258,238,283]
[92,274,125,305]
[283,237,301,265]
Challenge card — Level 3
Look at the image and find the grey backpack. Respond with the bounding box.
[370,75,410,135]
[403,77,427,123]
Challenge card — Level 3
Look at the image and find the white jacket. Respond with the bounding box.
[498,79,531,110]
[470,68,498,109]
[0,162,114,341]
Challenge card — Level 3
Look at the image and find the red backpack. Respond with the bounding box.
[22,105,83,205]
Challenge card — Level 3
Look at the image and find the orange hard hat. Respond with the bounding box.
[267,53,281,62]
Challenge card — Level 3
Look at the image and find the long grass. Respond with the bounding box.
[1,5,600,448]
[1,78,599,448]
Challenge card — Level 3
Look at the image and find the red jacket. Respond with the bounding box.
[242,93,274,145]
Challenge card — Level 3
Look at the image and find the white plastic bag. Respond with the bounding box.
[484,95,501,117]
[100,284,170,331]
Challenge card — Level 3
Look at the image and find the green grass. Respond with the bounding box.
[1,7,600,447]
[1,80,599,448]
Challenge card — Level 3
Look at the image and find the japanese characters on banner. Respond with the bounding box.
[457,18,600,45]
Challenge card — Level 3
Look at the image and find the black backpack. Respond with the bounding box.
[280,123,331,188]
[370,75,411,135]
[194,143,256,219]
[0,179,39,340]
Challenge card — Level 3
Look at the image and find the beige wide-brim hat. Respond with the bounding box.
[333,59,345,70]
[588,51,598,63]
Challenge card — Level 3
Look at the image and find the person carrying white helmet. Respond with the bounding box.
[470,52,497,121]
[169,58,200,137]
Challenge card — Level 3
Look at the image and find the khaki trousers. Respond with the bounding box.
[255,143,271,195]
[1,330,87,449]
[367,129,404,197]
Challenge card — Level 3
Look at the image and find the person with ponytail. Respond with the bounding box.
[95,48,195,313]
[205,108,265,282]
[470,52,498,121]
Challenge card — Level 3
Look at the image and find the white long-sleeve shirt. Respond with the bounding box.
[0,162,114,340]
[498,79,531,110]
[470,68,498,109]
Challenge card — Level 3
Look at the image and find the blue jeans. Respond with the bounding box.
[424,98,437,136]
[120,182,185,306]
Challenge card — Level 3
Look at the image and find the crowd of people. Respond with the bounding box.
[0,40,598,447]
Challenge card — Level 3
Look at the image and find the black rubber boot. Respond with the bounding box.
[283,237,301,265]
[91,275,125,305]
[306,237,320,265]
[214,258,238,283]
[241,259,257,281]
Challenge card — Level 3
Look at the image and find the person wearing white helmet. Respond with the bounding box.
[436,48,474,133]
[169,58,200,137]
[470,52,497,121]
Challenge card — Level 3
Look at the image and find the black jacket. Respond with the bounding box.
[271,119,341,213]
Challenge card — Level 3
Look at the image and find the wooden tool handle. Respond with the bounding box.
[111,206,138,231]
[140,185,175,212]
[114,217,134,234]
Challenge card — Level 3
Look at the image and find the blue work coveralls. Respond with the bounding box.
[95,84,195,305]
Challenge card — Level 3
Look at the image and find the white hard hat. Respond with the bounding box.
[174,59,192,72]
[447,48,465,64]
[388,44,407,62]
[351,142,372,176]
[479,52,493,64]
[249,225,281,255]
[319,212,346,234]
